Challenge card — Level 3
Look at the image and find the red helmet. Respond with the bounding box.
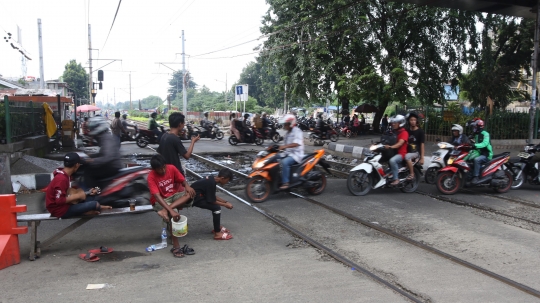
[473,119,484,133]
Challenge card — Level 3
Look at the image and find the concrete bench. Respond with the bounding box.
[17,205,153,261]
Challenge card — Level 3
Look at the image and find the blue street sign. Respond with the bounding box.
[236,86,243,95]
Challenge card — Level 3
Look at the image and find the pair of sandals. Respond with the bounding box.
[79,246,113,262]
[171,244,195,258]
[213,226,233,240]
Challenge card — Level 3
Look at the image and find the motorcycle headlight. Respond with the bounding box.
[253,160,267,169]
[437,143,447,149]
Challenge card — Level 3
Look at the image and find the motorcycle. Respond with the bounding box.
[229,126,264,145]
[192,122,224,140]
[135,126,166,148]
[309,125,338,143]
[120,125,138,142]
[245,145,331,203]
[73,154,151,208]
[347,143,422,196]
[506,143,540,189]
[435,143,512,195]
[261,122,282,143]
[424,140,455,184]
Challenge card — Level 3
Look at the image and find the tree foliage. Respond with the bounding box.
[168,70,198,101]
[62,60,89,102]
[237,57,283,109]
[460,16,534,108]
[260,0,480,129]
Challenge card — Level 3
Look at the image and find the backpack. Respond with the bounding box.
[379,130,398,162]
[234,120,243,129]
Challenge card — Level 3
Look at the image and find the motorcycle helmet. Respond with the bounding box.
[122,114,128,119]
[451,124,463,135]
[87,116,110,136]
[203,111,209,117]
[244,113,250,119]
[389,114,406,128]
[151,112,157,118]
[473,119,485,133]
[282,114,297,126]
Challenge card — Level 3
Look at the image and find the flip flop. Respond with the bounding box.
[406,175,415,181]
[214,232,233,240]
[170,247,184,258]
[182,244,195,255]
[211,226,230,234]
[88,246,113,254]
[79,252,100,262]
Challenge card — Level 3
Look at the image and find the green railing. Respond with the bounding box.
[1,96,45,144]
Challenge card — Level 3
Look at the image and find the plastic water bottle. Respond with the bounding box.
[145,245,157,252]
[161,227,168,248]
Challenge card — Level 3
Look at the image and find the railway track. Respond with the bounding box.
[187,153,540,301]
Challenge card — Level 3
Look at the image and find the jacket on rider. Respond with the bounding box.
[474,130,493,160]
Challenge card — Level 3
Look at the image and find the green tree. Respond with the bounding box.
[168,71,198,101]
[237,57,283,109]
[261,0,479,130]
[141,95,163,109]
[62,60,89,104]
[460,16,534,108]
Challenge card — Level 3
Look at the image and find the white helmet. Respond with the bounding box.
[88,116,110,136]
[281,114,297,126]
[451,124,463,135]
[389,114,406,128]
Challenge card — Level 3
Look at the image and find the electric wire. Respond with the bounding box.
[101,0,123,51]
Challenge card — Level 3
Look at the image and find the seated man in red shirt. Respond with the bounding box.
[147,154,195,257]
[46,153,110,218]
[384,115,409,186]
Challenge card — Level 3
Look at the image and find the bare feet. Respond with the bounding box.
[100,205,112,210]
[157,209,169,221]
[83,210,100,216]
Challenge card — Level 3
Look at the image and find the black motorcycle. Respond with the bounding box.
[120,125,138,142]
[192,122,224,140]
[135,126,166,148]
[261,122,281,143]
[506,144,540,189]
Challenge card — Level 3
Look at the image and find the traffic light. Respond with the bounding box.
[98,70,104,81]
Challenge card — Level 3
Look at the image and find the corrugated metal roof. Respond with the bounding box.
[0,77,23,89]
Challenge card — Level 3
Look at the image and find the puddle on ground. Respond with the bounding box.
[97,251,150,262]
[132,263,160,271]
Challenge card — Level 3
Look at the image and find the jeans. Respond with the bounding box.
[473,155,488,177]
[151,129,162,143]
[389,154,403,181]
[61,201,99,219]
[281,156,298,184]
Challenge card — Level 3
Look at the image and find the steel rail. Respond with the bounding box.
[184,167,423,303]
[190,153,540,299]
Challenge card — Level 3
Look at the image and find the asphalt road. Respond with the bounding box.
[5,135,540,302]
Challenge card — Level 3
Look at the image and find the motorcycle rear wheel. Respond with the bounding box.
[215,131,224,140]
[136,137,148,148]
[424,167,439,184]
[307,173,326,195]
[436,171,461,195]
[347,171,372,196]
[255,137,264,145]
[245,176,271,203]
[509,166,525,190]
[494,170,513,193]
[228,136,238,145]
[329,134,338,142]
[400,168,421,193]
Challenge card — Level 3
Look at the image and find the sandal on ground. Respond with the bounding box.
[214,232,233,240]
[79,252,100,262]
[170,247,184,258]
[406,175,415,181]
[279,183,289,190]
[88,246,113,254]
[182,244,195,255]
[211,226,231,234]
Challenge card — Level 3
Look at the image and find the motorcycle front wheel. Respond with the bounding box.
[255,137,264,145]
[271,133,281,143]
[215,131,224,140]
[424,167,439,184]
[329,134,338,142]
[436,171,461,195]
[509,166,525,190]
[347,170,372,196]
[228,136,238,146]
[245,176,271,203]
[136,137,149,148]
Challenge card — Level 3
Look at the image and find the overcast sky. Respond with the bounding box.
[0,0,268,104]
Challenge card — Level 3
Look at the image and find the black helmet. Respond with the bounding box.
[122,114,128,119]
[244,113,249,119]
[151,112,157,118]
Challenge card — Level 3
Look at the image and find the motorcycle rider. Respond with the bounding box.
[201,112,213,136]
[450,124,470,145]
[148,112,162,143]
[81,117,90,135]
[242,113,253,142]
[316,113,328,139]
[262,112,271,129]
[84,116,123,189]
[470,119,493,184]
[230,113,243,143]
[121,114,137,138]
[404,112,425,181]
[384,115,409,186]
[279,114,305,189]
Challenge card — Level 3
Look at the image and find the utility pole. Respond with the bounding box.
[129,72,132,110]
[225,73,227,105]
[88,24,93,104]
[529,1,540,142]
[283,84,288,115]
[37,19,44,89]
[182,30,187,115]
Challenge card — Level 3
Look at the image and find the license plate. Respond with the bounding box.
[518,152,531,159]
[448,157,455,165]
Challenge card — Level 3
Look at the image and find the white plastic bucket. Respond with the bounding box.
[171,215,188,237]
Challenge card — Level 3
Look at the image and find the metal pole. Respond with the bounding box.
[129,73,132,110]
[30,101,35,134]
[225,73,227,105]
[0,153,11,194]
[182,30,187,115]
[57,94,61,123]
[4,96,11,144]
[284,84,288,114]
[37,19,45,89]
[88,24,93,104]
[529,1,540,143]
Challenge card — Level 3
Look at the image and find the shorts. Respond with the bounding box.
[153,191,187,212]
[405,152,419,161]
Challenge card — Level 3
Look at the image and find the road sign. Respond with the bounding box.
[235,85,249,101]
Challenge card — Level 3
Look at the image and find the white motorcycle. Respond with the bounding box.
[424,141,455,184]
[347,143,422,196]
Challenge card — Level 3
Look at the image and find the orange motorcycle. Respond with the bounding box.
[245,145,331,203]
